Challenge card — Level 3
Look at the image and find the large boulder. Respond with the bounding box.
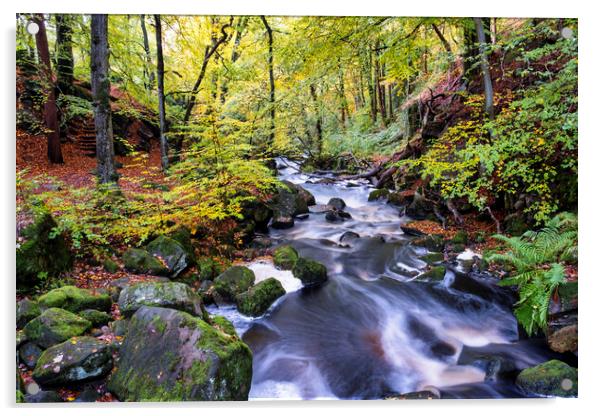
[273,245,299,270]
[516,360,577,397]
[547,282,578,353]
[213,266,255,301]
[269,181,315,229]
[236,278,286,317]
[325,209,352,223]
[122,248,169,276]
[32,337,113,387]
[147,236,192,278]
[38,285,112,313]
[292,257,328,287]
[118,281,205,318]
[107,306,253,401]
[16,298,41,329]
[368,188,389,201]
[327,197,346,210]
[23,308,91,348]
[78,309,112,327]
[16,212,73,290]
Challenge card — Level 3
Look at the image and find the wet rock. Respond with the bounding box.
[412,234,445,252]
[292,257,328,287]
[387,390,440,400]
[417,266,446,282]
[78,309,111,327]
[273,245,299,270]
[23,308,92,349]
[17,298,41,329]
[75,387,102,402]
[516,360,578,397]
[122,248,169,276]
[339,231,360,246]
[109,319,129,337]
[548,324,578,354]
[16,212,73,290]
[198,280,215,306]
[19,342,43,369]
[270,212,295,229]
[118,281,205,318]
[420,253,444,265]
[405,193,433,220]
[327,197,346,210]
[107,306,253,401]
[146,235,192,278]
[38,285,112,313]
[32,336,113,387]
[325,209,352,223]
[269,181,315,229]
[387,191,414,206]
[236,278,286,317]
[24,389,63,403]
[214,266,256,301]
[368,188,389,201]
[457,350,518,381]
[168,225,196,259]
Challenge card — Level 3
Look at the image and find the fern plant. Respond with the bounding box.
[487,212,577,335]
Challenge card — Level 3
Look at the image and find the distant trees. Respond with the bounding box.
[154,15,169,170]
[90,14,117,184]
[33,14,63,164]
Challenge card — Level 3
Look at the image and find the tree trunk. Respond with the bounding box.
[55,14,74,95]
[338,62,348,129]
[140,15,155,91]
[221,16,248,103]
[33,14,63,164]
[462,18,479,82]
[309,84,323,157]
[90,14,117,184]
[431,23,452,54]
[473,17,495,121]
[154,15,169,170]
[366,49,377,123]
[260,15,275,148]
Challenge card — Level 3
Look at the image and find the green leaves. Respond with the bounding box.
[486,212,576,335]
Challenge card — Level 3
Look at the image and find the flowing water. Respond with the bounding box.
[207,158,563,400]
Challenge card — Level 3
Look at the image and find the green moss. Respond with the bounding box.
[211,315,237,337]
[38,285,112,313]
[17,298,41,329]
[236,278,286,317]
[103,258,119,273]
[151,315,167,333]
[273,245,299,270]
[16,211,73,290]
[122,248,169,276]
[23,308,91,348]
[451,230,469,244]
[419,265,446,281]
[413,235,445,252]
[214,266,255,300]
[78,309,111,327]
[368,188,389,201]
[292,257,328,287]
[419,253,444,265]
[516,360,578,397]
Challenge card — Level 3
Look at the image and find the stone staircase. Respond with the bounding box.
[69,117,96,157]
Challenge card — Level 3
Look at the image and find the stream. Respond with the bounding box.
[207,158,563,400]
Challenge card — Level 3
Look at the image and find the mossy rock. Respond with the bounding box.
[418,266,446,282]
[419,253,444,265]
[236,278,286,317]
[23,308,91,349]
[214,266,255,301]
[387,192,412,206]
[38,285,112,313]
[273,245,299,270]
[109,319,129,337]
[103,258,119,273]
[122,248,169,276]
[147,235,192,278]
[292,257,328,287]
[211,315,237,337]
[450,243,466,253]
[19,341,43,369]
[32,336,113,387]
[168,226,196,259]
[118,281,205,319]
[78,309,111,327]
[368,188,389,201]
[107,306,253,401]
[16,212,73,290]
[451,230,469,245]
[17,298,41,329]
[195,257,227,282]
[412,235,445,252]
[516,360,577,397]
